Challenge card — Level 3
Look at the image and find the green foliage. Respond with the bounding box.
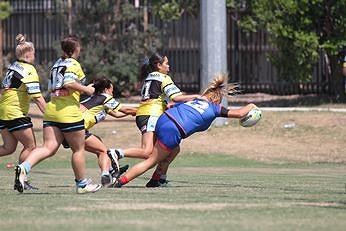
[151,0,199,20]
[72,0,346,86]
[36,61,53,95]
[226,0,236,8]
[0,1,11,20]
[238,0,346,81]
[73,0,161,95]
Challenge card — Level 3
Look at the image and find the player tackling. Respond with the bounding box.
[108,74,261,187]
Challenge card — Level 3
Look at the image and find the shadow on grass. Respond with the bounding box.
[14,192,69,195]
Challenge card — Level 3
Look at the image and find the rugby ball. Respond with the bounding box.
[239,108,262,127]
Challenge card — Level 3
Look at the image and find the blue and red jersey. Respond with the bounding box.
[164,99,227,138]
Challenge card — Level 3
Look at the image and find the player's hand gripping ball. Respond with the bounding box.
[239,107,262,127]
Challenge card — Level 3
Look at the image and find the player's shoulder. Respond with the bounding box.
[10,61,38,78]
[102,93,115,102]
[66,58,82,69]
[53,57,80,68]
[69,58,81,65]
[146,71,169,82]
[102,93,121,109]
[161,73,174,85]
[11,60,34,70]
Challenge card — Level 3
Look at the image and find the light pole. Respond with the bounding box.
[200,0,228,126]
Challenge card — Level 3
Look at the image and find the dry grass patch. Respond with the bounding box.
[27,105,346,164]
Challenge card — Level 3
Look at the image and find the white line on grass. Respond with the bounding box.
[123,104,346,113]
[230,107,346,113]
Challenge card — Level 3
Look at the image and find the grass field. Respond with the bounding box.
[0,105,346,230]
[0,156,345,231]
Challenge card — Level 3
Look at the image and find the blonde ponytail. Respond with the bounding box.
[15,34,34,60]
[16,34,26,45]
[201,73,239,104]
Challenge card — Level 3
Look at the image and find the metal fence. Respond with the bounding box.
[226,10,330,95]
[2,0,331,95]
[3,0,66,64]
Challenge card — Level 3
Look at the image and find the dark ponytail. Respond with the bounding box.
[92,77,113,95]
[140,53,166,81]
[61,35,80,58]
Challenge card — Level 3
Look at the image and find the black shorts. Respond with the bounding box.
[43,120,85,133]
[0,117,33,132]
[0,120,5,130]
[136,115,159,134]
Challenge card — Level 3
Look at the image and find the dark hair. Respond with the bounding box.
[92,77,113,95]
[61,35,80,58]
[140,53,166,81]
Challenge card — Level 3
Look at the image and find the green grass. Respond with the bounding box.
[1,153,345,231]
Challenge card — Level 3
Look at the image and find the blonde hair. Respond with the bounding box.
[15,34,34,60]
[201,73,239,104]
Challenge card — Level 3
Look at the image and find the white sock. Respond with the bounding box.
[160,175,167,181]
[116,148,125,159]
[102,171,109,176]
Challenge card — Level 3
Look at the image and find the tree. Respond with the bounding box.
[237,0,346,98]
[0,1,11,77]
[153,0,346,99]
[150,0,236,20]
[73,0,231,95]
[72,0,161,96]
[151,0,199,21]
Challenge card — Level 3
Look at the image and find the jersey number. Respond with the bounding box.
[50,66,67,90]
[141,81,152,100]
[185,100,209,114]
[2,70,15,88]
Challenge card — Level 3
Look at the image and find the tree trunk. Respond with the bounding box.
[329,55,346,102]
[67,0,72,34]
[143,0,148,32]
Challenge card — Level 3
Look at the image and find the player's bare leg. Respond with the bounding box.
[146,146,180,187]
[111,142,169,187]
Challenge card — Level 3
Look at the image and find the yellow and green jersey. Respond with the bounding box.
[136,71,182,116]
[0,60,42,120]
[81,93,122,130]
[44,58,86,123]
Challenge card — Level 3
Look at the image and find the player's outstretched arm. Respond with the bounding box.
[228,103,257,119]
[65,82,95,96]
[108,111,127,118]
[119,106,138,116]
[108,106,137,118]
[171,94,200,102]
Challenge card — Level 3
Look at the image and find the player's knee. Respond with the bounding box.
[97,151,107,158]
[145,155,160,169]
[25,145,36,152]
[142,149,153,159]
[97,147,107,156]
[44,148,56,158]
[43,144,59,157]
[3,145,17,154]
